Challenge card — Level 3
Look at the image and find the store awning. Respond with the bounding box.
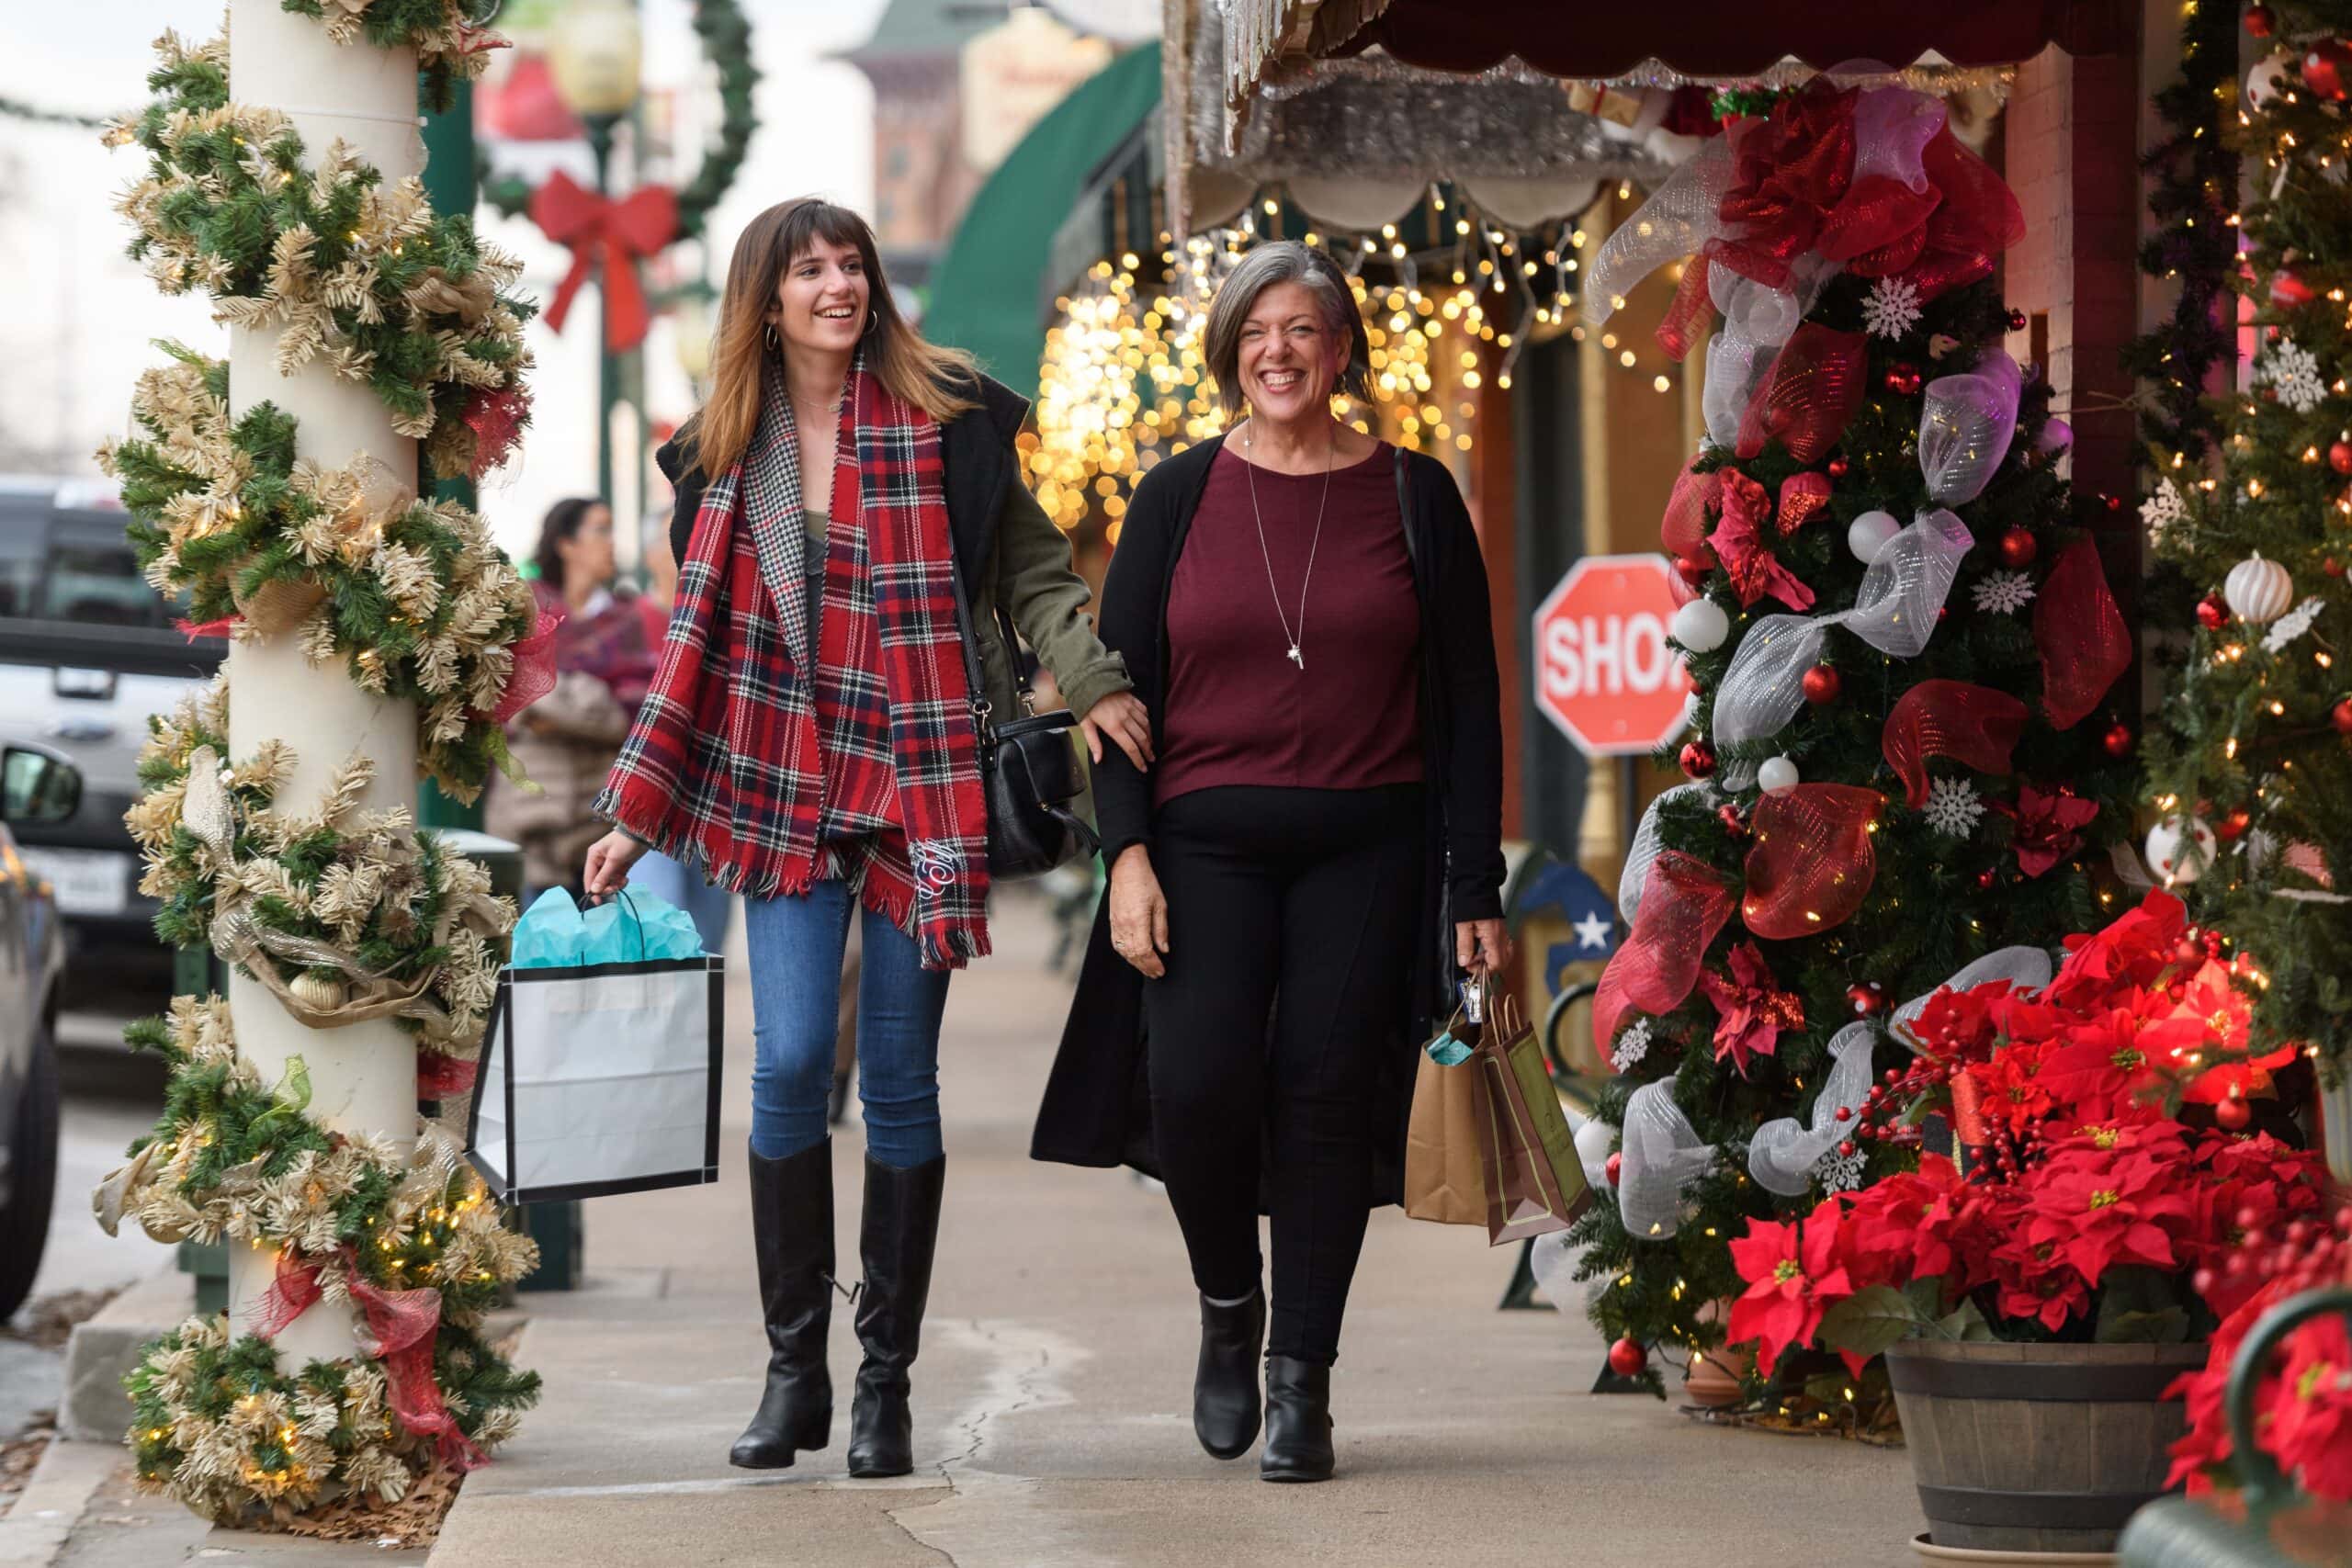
[1223,0,2134,121]
[922,43,1162,388]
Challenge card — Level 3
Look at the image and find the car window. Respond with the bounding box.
[40,537,170,627]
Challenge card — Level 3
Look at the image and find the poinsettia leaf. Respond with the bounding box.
[1817,1285,1926,1357]
[1933,1298,1998,1342]
[1903,1277,1948,1321]
[2094,1265,2191,1344]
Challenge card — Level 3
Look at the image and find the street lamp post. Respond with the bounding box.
[548,0,643,509]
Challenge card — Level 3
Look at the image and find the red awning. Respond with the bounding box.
[1324,0,2136,78]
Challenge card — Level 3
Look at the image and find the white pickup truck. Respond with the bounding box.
[0,477,222,987]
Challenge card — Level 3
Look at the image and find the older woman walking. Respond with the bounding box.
[582,197,1148,1480]
[1034,241,1510,1483]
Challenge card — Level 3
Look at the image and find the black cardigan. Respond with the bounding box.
[1030,434,1507,1204]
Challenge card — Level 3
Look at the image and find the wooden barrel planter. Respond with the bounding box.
[1886,1339,2209,1558]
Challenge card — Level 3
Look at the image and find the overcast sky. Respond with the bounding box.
[0,0,886,560]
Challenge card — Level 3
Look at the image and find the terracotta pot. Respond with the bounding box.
[1681,1299,1747,1408]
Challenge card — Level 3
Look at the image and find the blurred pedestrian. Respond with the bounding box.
[485,498,663,898]
[1034,241,1510,1483]
[581,197,1149,1479]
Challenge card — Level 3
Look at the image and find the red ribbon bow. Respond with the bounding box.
[529,171,679,353]
[1709,468,1815,612]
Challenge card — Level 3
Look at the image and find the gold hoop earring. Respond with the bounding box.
[865,309,879,335]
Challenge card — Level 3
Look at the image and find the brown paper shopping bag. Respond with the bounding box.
[1402,987,1489,1226]
[1467,982,1593,1246]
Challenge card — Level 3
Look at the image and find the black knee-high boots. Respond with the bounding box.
[730,1141,837,1468]
[846,1153,947,1479]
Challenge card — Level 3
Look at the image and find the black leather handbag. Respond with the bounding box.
[946,572,1101,881]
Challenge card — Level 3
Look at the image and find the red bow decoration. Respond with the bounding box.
[483,604,563,724]
[2032,538,2131,730]
[418,1050,480,1101]
[1660,462,1723,558]
[1709,469,1815,612]
[1741,783,1882,940]
[1593,851,1737,1053]
[1699,940,1806,1077]
[178,615,240,640]
[1735,323,1869,464]
[1840,129,2026,302]
[1989,784,2100,879]
[529,171,679,353]
[1882,680,2030,809]
[1715,80,1860,289]
[250,1246,489,1471]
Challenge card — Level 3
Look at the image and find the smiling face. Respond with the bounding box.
[769,235,871,359]
[556,502,616,592]
[1236,280,1345,425]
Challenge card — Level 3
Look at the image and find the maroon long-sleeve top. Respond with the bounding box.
[1152,442,1423,808]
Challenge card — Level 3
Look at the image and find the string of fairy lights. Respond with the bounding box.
[1027,183,1677,534]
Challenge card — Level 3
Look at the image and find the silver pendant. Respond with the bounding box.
[1287,645,1304,671]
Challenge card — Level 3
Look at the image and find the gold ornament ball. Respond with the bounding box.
[289,973,346,1010]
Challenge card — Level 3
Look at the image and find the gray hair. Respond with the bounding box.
[1202,242,1374,419]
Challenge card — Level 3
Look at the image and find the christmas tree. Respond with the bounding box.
[1563,75,2137,1393]
[2142,0,2352,1101]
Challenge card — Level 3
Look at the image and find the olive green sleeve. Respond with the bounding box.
[992,478,1131,718]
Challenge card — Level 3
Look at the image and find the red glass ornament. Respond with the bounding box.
[1679,740,1717,780]
[2215,1097,2252,1131]
[2332,442,2352,476]
[2217,807,2252,841]
[2305,39,2352,101]
[1826,455,1849,479]
[1997,526,2039,569]
[1975,868,1997,890]
[2271,269,2316,310]
[2102,722,2134,759]
[1717,804,1748,839]
[1802,664,1841,705]
[2198,594,2230,630]
[2246,3,2277,38]
[1883,361,1924,396]
[1605,1152,1623,1187]
[2105,494,2125,512]
[2006,307,2029,333]
[1675,554,1713,588]
[2331,558,2349,579]
[2334,698,2352,734]
[1607,1337,1648,1378]
[1848,982,1886,1018]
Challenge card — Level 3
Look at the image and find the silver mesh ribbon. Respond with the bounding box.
[1919,354,2022,507]
[1747,1021,1878,1195]
[1585,135,1735,330]
[1618,782,1720,925]
[1616,1079,1718,1239]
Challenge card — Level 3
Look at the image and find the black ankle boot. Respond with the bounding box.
[1193,1291,1265,1460]
[1260,1355,1334,1483]
[730,1141,836,1469]
[846,1154,945,1479]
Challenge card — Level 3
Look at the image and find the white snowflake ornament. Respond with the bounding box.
[1610,1018,1653,1074]
[1814,1145,1868,1193]
[2139,477,2185,543]
[1922,777,1986,839]
[1972,570,2036,616]
[1862,276,1923,339]
[2262,595,2326,653]
[2264,338,2328,414]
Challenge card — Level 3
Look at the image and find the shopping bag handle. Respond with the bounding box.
[611,887,648,963]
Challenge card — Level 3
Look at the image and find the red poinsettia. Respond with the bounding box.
[2045,888,2188,1009]
[1708,469,1815,611]
[1990,784,2102,878]
[2267,1314,2352,1498]
[1699,941,1805,1076]
[2022,1141,2193,1287]
[1726,1210,1854,1378]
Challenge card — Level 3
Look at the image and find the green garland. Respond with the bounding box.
[98,348,537,804]
[477,0,759,236]
[108,31,535,483]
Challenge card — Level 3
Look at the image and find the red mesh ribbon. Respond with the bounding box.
[1657,252,1716,362]
[1593,851,1737,1053]
[417,1050,480,1100]
[1853,129,2026,301]
[1775,471,1833,536]
[178,615,240,639]
[1709,468,1815,611]
[485,604,564,724]
[249,1247,327,1340]
[2031,538,2130,730]
[1740,784,1883,940]
[1948,1069,1991,1146]
[1660,461,1722,558]
[348,1254,488,1470]
[463,385,533,480]
[1735,323,1869,464]
[1882,680,2029,809]
[1713,80,1860,291]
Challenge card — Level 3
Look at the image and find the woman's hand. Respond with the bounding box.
[1079,691,1153,773]
[1455,917,1512,977]
[582,830,650,901]
[1107,844,1170,978]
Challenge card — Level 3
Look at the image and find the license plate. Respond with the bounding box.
[18,847,130,917]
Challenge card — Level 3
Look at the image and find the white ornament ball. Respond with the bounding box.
[1848,510,1903,565]
[1670,598,1731,653]
[2248,51,2296,109]
[1757,756,1801,795]
[2224,551,2294,625]
[2145,816,2218,886]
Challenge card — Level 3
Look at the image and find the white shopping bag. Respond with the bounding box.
[467,955,724,1203]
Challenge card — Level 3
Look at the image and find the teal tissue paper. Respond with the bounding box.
[511,887,707,968]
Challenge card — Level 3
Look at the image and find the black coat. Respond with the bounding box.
[1029,434,1507,1205]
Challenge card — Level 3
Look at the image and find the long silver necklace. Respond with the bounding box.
[1242,422,1333,671]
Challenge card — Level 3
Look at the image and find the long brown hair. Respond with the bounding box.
[682,198,978,480]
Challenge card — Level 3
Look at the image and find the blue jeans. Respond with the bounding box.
[743,881,950,1168]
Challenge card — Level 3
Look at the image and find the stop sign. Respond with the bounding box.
[1532,554,1693,757]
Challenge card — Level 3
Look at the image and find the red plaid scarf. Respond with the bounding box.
[598,355,990,967]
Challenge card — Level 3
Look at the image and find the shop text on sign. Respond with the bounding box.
[1532,554,1693,758]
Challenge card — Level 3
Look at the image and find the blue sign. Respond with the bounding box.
[1512,859,1620,990]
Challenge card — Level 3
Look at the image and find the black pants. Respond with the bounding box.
[1144,784,1425,1367]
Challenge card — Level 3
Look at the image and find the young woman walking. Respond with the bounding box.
[582,198,1148,1479]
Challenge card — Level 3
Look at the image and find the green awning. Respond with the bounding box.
[922,43,1160,391]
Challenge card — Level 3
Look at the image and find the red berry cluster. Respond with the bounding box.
[1848,1063,1947,1159]
[2190,1203,2352,1302]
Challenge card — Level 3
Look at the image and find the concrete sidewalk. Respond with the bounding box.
[428,892,1921,1568]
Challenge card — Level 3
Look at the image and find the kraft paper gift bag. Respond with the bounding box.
[1403,982,1493,1227]
[1467,981,1592,1245]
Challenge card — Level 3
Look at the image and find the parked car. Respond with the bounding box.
[0,479,220,987]
[0,740,78,1320]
